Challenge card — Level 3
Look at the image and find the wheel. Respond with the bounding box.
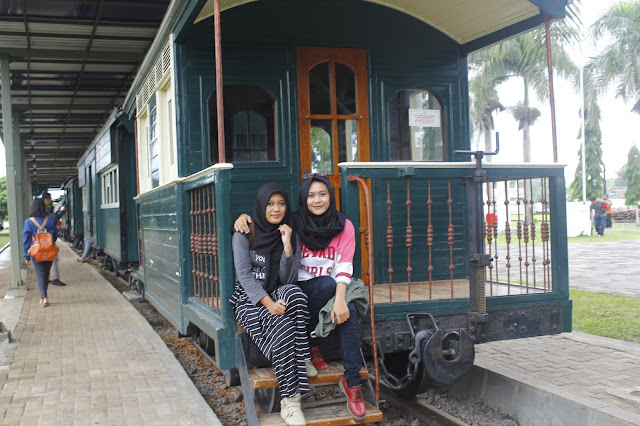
[255,388,280,413]
[382,351,431,400]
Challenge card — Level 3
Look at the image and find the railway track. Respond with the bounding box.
[379,386,467,426]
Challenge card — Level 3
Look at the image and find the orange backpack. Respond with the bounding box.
[27,216,59,262]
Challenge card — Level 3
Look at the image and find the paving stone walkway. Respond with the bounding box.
[476,332,640,420]
[0,243,221,425]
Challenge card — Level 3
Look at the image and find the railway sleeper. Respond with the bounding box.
[235,324,383,425]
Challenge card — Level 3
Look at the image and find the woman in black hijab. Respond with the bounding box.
[233,175,367,420]
[229,183,314,426]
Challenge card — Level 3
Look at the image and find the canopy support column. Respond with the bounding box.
[543,13,559,163]
[1,57,28,287]
[213,0,225,163]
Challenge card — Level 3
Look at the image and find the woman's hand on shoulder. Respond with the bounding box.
[234,214,252,233]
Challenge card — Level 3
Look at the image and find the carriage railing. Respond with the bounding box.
[184,164,234,314]
[340,162,569,304]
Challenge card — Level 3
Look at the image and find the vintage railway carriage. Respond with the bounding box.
[74,110,140,272]
[125,0,573,421]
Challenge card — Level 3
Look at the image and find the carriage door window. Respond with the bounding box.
[389,90,445,161]
[148,97,160,188]
[297,46,370,205]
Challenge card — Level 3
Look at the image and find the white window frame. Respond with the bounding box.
[100,165,120,209]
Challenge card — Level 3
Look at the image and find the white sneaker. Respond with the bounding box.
[280,394,306,425]
[305,359,318,377]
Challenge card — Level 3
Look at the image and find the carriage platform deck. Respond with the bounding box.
[1,242,640,425]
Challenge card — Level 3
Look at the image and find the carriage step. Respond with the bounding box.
[249,362,369,389]
[258,401,382,425]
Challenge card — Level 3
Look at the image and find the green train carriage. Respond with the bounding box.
[72,110,140,272]
[122,0,573,422]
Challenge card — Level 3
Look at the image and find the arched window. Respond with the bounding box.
[388,89,445,161]
[210,86,276,163]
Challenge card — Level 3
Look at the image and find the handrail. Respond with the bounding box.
[347,175,379,404]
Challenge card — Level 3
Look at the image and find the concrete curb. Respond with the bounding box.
[451,357,640,426]
[0,242,9,254]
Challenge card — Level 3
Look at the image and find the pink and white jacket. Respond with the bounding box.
[298,219,355,286]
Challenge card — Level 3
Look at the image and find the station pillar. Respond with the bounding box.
[1,56,29,287]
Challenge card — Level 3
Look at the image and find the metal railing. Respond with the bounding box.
[340,162,568,304]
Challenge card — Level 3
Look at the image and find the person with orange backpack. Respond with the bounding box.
[23,198,59,307]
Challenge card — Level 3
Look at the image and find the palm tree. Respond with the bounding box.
[469,77,504,161]
[470,25,579,162]
[590,1,640,114]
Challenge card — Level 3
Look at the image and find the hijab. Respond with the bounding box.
[294,174,346,251]
[250,183,293,293]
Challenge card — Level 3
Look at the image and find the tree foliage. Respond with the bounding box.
[623,145,640,205]
[0,177,7,221]
[590,1,640,114]
[569,67,604,201]
[469,6,581,162]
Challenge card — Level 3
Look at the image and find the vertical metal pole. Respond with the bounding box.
[544,13,559,163]
[1,57,25,287]
[213,0,226,163]
[579,63,586,203]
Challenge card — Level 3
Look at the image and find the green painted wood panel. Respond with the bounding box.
[138,187,182,328]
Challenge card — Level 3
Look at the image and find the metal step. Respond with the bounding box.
[249,362,369,389]
[258,400,383,425]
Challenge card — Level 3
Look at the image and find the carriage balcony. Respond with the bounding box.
[182,161,570,368]
[338,162,570,324]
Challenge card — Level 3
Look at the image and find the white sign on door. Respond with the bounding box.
[409,109,441,127]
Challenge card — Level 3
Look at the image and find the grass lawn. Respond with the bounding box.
[0,230,9,248]
[571,289,640,343]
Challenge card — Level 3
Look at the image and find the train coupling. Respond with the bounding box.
[377,313,475,390]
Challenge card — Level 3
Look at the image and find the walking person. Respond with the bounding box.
[41,191,66,286]
[229,183,315,426]
[603,194,613,228]
[235,174,368,421]
[590,196,608,237]
[23,199,58,307]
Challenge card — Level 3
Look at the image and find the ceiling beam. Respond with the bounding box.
[0,48,142,62]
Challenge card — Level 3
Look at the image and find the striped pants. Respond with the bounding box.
[231,284,311,398]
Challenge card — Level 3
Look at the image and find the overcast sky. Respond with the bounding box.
[485,0,634,189]
[0,0,633,190]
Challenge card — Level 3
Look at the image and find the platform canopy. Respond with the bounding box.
[0,0,170,189]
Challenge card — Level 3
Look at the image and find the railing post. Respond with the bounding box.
[549,175,572,331]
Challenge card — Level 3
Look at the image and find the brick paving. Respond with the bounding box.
[476,332,640,417]
[0,243,221,425]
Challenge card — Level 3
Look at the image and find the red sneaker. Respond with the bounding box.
[339,376,366,420]
[310,346,328,371]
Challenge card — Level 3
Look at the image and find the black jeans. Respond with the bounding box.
[298,276,363,387]
[33,259,53,299]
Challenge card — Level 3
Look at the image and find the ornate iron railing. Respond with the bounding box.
[340,162,568,304]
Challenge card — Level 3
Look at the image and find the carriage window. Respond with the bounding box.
[210,86,276,163]
[389,90,444,161]
[100,165,119,209]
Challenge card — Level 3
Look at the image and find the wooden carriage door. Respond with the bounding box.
[297,46,372,282]
[297,46,370,207]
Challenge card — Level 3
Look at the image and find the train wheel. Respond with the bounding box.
[197,330,215,357]
[255,388,280,413]
[383,351,431,400]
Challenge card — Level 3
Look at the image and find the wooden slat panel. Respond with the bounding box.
[259,401,382,426]
[250,362,369,390]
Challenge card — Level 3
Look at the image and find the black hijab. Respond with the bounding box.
[250,183,292,293]
[294,174,346,251]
